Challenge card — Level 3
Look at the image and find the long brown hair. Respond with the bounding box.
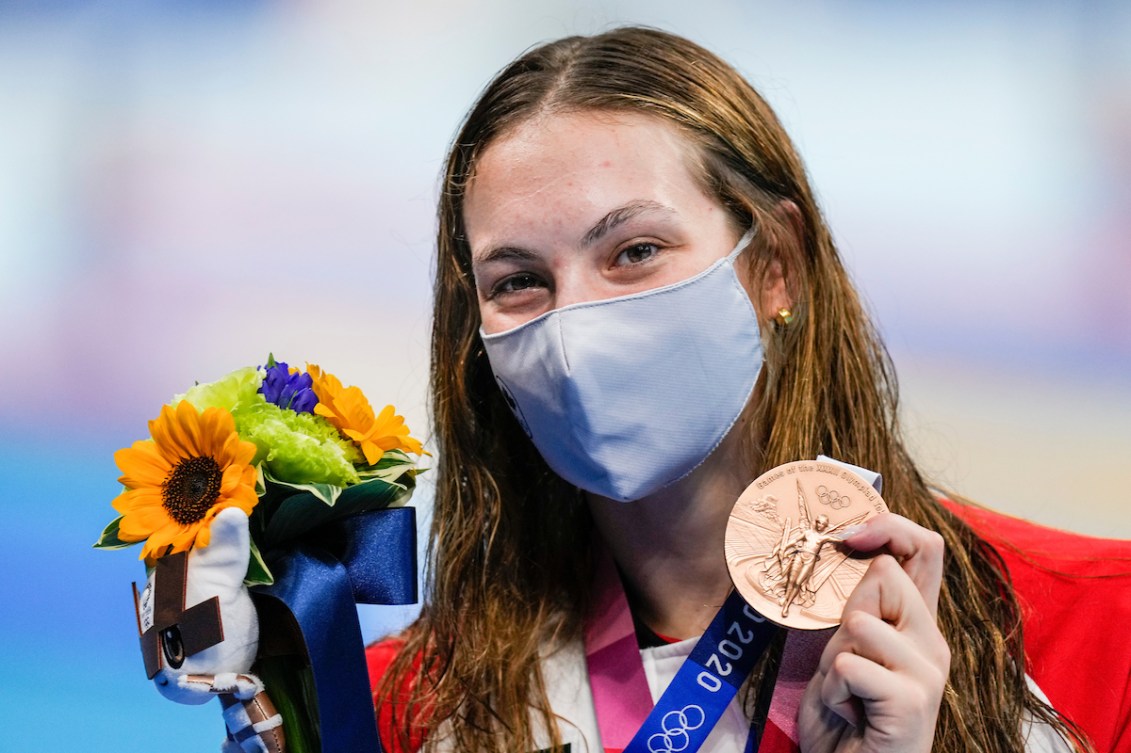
[379,26,1090,752]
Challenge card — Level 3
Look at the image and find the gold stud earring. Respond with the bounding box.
[775,307,794,327]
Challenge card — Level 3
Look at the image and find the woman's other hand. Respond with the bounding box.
[798,514,951,753]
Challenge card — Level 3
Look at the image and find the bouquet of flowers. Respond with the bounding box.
[95,355,424,580]
[95,356,425,753]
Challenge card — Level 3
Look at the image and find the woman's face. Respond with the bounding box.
[464,110,756,335]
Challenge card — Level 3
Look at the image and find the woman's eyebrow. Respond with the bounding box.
[474,245,540,267]
[581,200,675,247]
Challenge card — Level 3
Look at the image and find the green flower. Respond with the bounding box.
[173,367,265,414]
[232,400,362,487]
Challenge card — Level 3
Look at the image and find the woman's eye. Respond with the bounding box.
[614,242,660,266]
[491,272,544,298]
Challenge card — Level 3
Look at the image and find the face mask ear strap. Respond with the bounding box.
[727,226,759,262]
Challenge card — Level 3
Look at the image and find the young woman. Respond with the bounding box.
[368,26,1121,753]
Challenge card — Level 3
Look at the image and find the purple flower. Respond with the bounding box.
[259,360,318,414]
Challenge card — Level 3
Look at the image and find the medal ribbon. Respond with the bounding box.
[621,589,776,753]
[584,548,775,753]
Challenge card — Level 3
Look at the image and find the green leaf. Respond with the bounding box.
[263,473,416,546]
[254,655,319,753]
[92,516,136,550]
[338,473,413,512]
[263,474,342,507]
[357,450,420,483]
[374,449,417,471]
[244,538,274,587]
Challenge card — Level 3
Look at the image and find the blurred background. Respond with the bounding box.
[1,1,1128,750]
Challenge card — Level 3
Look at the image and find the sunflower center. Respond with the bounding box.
[162,456,223,525]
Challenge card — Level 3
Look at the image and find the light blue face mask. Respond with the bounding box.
[480,228,763,502]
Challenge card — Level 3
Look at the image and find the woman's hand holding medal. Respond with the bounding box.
[798,514,951,753]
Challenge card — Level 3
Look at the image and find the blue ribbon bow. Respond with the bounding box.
[254,507,417,753]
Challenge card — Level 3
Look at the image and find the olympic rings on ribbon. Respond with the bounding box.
[646,705,706,753]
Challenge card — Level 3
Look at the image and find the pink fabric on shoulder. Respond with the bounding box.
[764,629,831,751]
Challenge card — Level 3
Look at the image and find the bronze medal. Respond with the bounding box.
[725,459,888,630]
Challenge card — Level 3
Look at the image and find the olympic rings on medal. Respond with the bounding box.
[816,484,851,510]
[646,704,706,753]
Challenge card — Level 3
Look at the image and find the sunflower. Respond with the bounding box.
[307,364,424,465]
[112,400,259,561]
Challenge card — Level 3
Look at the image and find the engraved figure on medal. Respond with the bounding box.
[766,483,867,617]
[725,460,889,630]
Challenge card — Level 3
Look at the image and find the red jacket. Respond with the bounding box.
[943,501,1131,753]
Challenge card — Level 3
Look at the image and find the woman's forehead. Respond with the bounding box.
[471,110,696,184]
[463,110,711,248]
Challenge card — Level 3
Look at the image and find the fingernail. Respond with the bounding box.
[831,523,867,541]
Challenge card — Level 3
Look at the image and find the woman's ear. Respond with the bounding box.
[758,199,804,320]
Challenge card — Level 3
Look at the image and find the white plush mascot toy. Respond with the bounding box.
[134,507,285,753]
